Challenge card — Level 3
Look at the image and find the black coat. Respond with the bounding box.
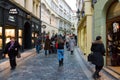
[91,40,105,66]
[4,41,20,58]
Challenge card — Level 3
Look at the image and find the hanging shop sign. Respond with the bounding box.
[9,8,19,15]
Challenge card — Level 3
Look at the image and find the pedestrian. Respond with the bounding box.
[4,36,20,70]
[44,36,51,56]
[35,35,41,54]
[57,36,64,66]
[91,36,105,79]
[69,36,76,55]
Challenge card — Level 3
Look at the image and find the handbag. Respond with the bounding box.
[88,52,94,62]
[17,52,21,58]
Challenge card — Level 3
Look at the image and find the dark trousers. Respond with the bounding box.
[93,65,103,78]
[9,54,17,69]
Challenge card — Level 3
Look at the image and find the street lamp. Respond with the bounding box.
[76,9,80,21]
[41,25,46,43]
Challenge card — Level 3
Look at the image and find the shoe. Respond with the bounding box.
[97,74,101,78]
[11,67,15,70]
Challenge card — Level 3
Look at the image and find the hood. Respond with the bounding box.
[92,40,103,44]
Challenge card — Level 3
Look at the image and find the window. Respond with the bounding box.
[5,29,15,43]
[18,29,22,45]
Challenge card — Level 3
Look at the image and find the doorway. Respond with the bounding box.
[24,22,32,49]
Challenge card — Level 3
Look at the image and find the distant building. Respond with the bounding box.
[41,0,73,37]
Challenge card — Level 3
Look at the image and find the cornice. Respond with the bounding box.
[9,0,40,20]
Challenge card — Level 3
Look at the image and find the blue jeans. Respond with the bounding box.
[36,45,41,54]
[57,49,64,61]
[45,50,49,56]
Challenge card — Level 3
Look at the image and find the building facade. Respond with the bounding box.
[0,0,41,59]
[41,0,73,37]
[93,0,120,73]
[77,0,93,55]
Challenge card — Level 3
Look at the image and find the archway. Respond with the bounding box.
[106,1,120,67]
[24,22,32,49]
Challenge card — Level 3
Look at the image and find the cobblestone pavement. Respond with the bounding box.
[0,48,93,80]
[0,48,117,80]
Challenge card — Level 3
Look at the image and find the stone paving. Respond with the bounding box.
[0,48,117,80]
[0,48,92,80]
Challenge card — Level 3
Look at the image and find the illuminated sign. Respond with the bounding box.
[9,8,19,15]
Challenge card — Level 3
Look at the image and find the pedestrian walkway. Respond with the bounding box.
[0,47,93,80]
[0,47,118,80]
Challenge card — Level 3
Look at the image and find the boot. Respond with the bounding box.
[59,60,62,67]
[71,51,73,55]
[93,71,98,79]
[61,59,64,66]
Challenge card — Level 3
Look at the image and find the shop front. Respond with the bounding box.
[106,1,120,73]
[0,1,41,59]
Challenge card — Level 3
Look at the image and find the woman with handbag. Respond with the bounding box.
[4,36,20,70]
[91,36,105,79]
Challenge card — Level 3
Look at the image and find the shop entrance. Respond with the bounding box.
[24,22,32,49]
[106,1,120,73]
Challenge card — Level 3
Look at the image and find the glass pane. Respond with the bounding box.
[32,39,34,44]
[0,27,2,36]
[32,32,34,37]
[5,29,15,43]
[0,39,2,49]
[18,29,22,37]
[18,38,22,45]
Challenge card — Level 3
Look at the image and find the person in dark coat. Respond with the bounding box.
[44,36,51,56]
[91,36,105,79]
[4,37,20,70]
[35,35,41,54]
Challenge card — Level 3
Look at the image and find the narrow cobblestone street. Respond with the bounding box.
[0,48,118,80]
[0,48,93,80]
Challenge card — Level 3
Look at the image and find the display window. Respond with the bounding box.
[107,22,120,66]
[5,29,15,43]
[18,29,22,45]
[32,32,34,37]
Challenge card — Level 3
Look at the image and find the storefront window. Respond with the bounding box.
[32,32,34,37]
[0,27,2,49]
[5,29,15,43]
[107,22,120,66]
[18,29,22,45]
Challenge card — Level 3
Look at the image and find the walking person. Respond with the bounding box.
[69,36,76,55]
[44,36,51,56]
[4,36,20,70]
[56,36,64,66]
[35,35,41,54]
[91,36,105,79]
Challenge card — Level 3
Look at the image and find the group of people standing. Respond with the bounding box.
[35,34,77,66]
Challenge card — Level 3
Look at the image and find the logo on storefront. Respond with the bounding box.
[9,8,19,15]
